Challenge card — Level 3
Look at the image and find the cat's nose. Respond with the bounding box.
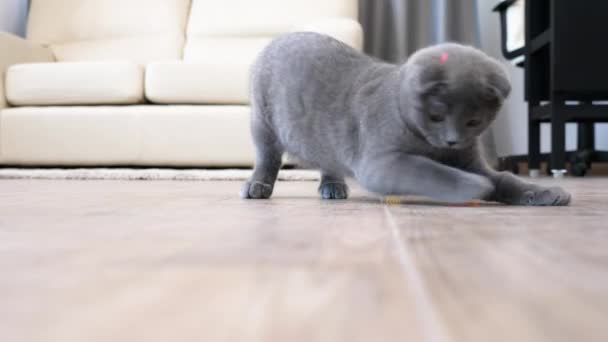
[446,140,458,147]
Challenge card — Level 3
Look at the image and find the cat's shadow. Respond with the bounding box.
[268,195,505,207]
[350,196,505,207]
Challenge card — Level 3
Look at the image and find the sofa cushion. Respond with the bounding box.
[182,0,362,92]
[148,38,270,104]
[0,105,255,166]
[6,62,144,106]
[49,36,186,66]
[187,0,358,37]
[26,0,190,64]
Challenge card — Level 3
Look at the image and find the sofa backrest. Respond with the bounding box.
[187,0,358,37]
[26,0,191,64]
[184,0,359,61]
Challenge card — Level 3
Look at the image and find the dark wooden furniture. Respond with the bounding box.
[495,0,608,176]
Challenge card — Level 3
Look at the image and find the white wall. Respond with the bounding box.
[477,1,608,157]
[0,0,28,36]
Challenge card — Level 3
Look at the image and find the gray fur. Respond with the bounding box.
[241,32,571,206]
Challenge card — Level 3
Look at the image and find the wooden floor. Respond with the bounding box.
[1,177,607,342]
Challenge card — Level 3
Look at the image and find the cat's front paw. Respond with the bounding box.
[519,186,571,206]
[240,181,273,199]
[318,182,349,200]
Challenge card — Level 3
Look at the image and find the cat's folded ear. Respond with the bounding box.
[487,70,511,100]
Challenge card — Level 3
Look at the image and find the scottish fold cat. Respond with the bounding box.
[241,32,571,206]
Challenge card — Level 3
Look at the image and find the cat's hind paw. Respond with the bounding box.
[318,182,349,200]
[240,181,273,199]
[521,186,571,206]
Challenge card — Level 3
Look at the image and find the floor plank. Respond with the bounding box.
[0,180,423,342]
[387,178,608,342]
[0,178,607,342]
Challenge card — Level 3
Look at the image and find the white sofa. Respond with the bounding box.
[0,0,362,166]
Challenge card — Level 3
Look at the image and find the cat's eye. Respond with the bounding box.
[430,115,445,123]
[467,119,482,127]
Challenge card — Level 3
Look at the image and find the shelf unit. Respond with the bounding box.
[523,0,608,176]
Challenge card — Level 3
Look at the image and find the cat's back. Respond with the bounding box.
[253,32,371,92]
[258,31,366,67]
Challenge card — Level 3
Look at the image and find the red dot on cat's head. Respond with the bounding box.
[440,52,448,63]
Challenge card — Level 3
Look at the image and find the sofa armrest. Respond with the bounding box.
[0,32,54,109]
[292,18,364,51]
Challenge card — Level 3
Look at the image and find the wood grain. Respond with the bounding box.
[388,178,608,342]
[0,178,606,342]
[0,180,421,342]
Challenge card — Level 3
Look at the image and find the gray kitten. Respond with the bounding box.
[241,32,571,206]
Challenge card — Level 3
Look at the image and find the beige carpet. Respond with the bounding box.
[0,168,320,181]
